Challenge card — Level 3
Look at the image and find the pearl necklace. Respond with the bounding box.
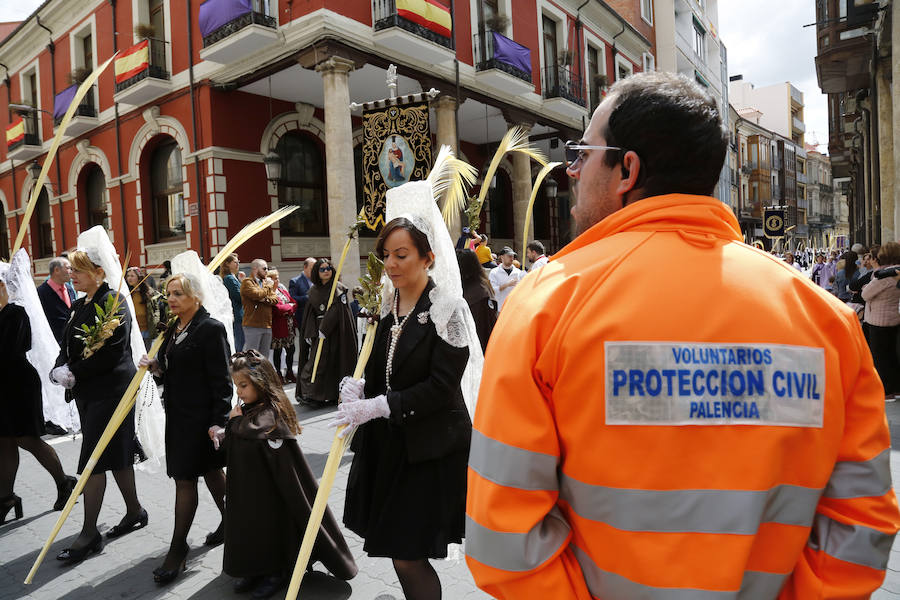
[386,290,412,392]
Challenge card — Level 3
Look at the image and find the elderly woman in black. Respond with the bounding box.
[140,273,232,585]
[50,250,147,564]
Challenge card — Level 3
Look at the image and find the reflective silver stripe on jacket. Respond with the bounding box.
[823,449,892,499]
[808,513,894,570]
[469,429,559,491]
[573,546,788,599]
[560,473,821,534]
[464,508,570,572]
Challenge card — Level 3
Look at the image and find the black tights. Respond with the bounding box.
[0,436,67,498]
[73,468,143,549]
[272,346,296,375]
[160,469,226,570]
[393,559,441,600]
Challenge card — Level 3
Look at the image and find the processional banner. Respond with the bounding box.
[361,100,432,230]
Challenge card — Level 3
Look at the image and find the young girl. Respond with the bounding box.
[222,350,357,598]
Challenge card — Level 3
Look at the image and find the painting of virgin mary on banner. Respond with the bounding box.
[361,100,431,230]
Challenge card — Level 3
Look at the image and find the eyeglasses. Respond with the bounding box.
[564,141,623,168]
[319,266,333,272]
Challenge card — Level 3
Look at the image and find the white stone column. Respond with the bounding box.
[877,56,894,242]
[510,124,534,252]
[434,95,460,237]
[893,0,900,242]
[317,57,361,287]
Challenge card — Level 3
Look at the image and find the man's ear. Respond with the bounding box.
[615,151,641,197]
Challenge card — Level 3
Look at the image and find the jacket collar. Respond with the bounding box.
[554,194,742,261]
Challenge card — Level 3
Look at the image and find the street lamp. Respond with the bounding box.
[544,176,558,199]
[263,150,282,183]
[28,161,42,180]
[9,103,52,116]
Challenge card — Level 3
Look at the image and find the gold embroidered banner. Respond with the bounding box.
[361,101,432,230]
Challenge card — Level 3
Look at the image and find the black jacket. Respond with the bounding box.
[55,282,136,404]
[37,280,74,342]
[354,280,471,463]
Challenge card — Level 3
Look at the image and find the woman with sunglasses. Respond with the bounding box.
[296,258,357,405]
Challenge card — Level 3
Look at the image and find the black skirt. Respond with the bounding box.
[0,304,45,438]
[343,418,467,560]
[75,396,137,474]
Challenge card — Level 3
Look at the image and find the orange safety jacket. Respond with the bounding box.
[466,194,900,599]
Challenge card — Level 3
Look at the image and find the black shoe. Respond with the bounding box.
[204,521,224,546]
[153,548,188,585]
[233,576,261,593]
[54,475,78,511]
[106,508,148,538]
[0,494,23,525]
[45,421,68,436]
[56,532,102,563]
[251,575,285,599]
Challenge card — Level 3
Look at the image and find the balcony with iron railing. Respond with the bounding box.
[6,113,42,161]
[53,85,98,137]
[114,38,171,106]
[199,0,278,64]
[473,30,533,93]
[542,64,587,119]
[373,0,454,64]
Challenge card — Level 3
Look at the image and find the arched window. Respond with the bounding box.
[33,187,53,258]
[0,204,9,261]
[81,164,109,231]
[150,141,185,242]
[277,132,327,236]
[488,169,513,239]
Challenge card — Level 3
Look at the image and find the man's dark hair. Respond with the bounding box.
[602,72,727,198]
[526,241,544,255]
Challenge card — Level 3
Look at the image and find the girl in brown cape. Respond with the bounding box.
[222,350,357,598]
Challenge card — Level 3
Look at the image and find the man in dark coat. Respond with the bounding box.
[37,256,75,343]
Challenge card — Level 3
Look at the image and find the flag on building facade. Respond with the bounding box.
[115,40,150,83]
[6,117,24,148]
[396,0,452,38]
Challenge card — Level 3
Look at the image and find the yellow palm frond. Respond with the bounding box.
[522,162,563,259]
[428,145,477,231]
[207,206,298,273]
[472,126,548,224]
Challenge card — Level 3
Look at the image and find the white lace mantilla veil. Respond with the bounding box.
[0,250,80,432]
[170,250,238,406]
[383,180,485,417]
[76,226,166,471]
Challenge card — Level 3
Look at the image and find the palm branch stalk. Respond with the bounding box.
[521,162,563,260]
[286,253,384,600]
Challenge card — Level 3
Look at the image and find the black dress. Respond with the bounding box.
[343,280,471,560]
[462,279,497,353]
[157,307,232,479]
[297,283,357,403]
[223,402,358,580]
[0,303,45,437]
[55,283,138,474]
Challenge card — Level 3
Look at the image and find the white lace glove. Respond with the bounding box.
[208,426,226,450]
[339,377,365,404]
[331,395,389,438]
[50,365,76,389]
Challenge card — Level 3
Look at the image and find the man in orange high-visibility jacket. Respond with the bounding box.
[466,71,900,599]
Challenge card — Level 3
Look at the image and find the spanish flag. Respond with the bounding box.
[6,117,24,148]
[115,40,150,84]
[396,0,452,38]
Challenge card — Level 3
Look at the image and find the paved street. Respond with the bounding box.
[4,386,900,599]
[0,383,489,600]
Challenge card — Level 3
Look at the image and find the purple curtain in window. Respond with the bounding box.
[53,85,78,121]
[492,31,531,74]
[199,0,253,38]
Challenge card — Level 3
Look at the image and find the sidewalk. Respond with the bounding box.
[0,383,490,600]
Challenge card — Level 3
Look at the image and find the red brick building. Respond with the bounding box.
[0,0,653,281]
